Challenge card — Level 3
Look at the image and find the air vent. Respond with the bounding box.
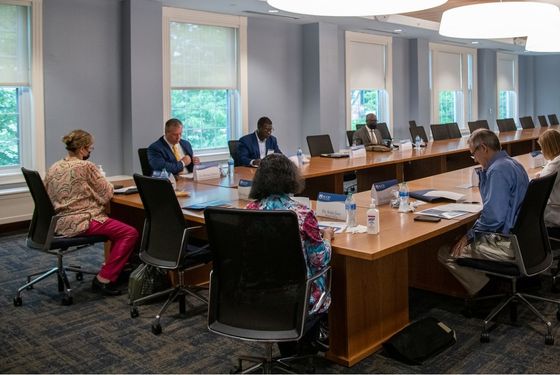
[362,27,400,36]
[242,10,300,20]
[441,39,469,46]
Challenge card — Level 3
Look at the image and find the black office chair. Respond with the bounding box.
[519,116,535,129]
[447,122,462,139]
[130,174,212,335]
[409,120,418,128]
[430,124,450,141]
[409,125,428,143]
[138,148,153,176]
[306,135,334,156]
[538,115,549,127]
[548,114,559,126]
[376,122,392,141]
[496,118,517,132]
[204,207,330,373]
[468,120,490,133]
[457,173,560,345]
[14,168,106,306]
[228,140,240,167]
[345,130,355,147]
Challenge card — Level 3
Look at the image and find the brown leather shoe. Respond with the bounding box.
[91,277,122,296]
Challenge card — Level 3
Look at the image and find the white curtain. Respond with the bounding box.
[348,41,386,90]
[0,4,30,86]
[434,51,462,91]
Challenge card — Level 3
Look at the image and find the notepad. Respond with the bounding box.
[410,189,465,202]
[414,203,481,219]
[182,200,231,210]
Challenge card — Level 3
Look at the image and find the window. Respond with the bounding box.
[0,0,44,182]
[163,8,247,156]
[430,43,477,130]
[497,53,518,119]
[345,32,392,130]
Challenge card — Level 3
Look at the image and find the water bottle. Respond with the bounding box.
[98,165,106,178]
[398,182,409,212]
[228,157,235,177]
[415,135,421,150]
[297,147,304,168]
[345,192,357,228]
[159,168,176,190]
[367,198,380,234]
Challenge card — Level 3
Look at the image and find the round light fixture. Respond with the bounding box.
[266,0,448,17]
[439,2,560,39]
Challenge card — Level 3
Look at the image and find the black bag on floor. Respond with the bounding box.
[382,317,456,365]
[128,263,171,305]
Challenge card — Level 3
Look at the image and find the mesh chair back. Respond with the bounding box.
[511,173,556,276]
[138,148,152,177]
[519,116,535,129]
[548,114,559,126]
[376,122,392,140]
[468,120,490,133]
[409,120,417,128]
[134,174,187,268]
[496,118,517,132]
[430,124,450,141]
[409,126,428,143]
[447,122,462,139]
[346,130,355,147]
[205,207,308,341]
[228,140,240,167]
[306,135,334,156]
[538,115,549,127]
[21,168,56,248]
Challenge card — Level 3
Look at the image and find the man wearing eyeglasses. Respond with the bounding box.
[438,129,529,295]
[238,116,282,167]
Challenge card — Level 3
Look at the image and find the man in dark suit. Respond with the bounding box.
[147,118,199,175]
[238,116,282,167]
[352,113,384,147]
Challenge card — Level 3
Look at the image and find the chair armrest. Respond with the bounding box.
[307,266,331,315]
[471,230,513,250]
[45,210,93,250]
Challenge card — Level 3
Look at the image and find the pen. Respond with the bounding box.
[462,201,480,204]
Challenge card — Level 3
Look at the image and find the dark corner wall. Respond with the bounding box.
[42,0,560,176]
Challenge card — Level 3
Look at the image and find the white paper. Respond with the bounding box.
[318,221,346,233]
[424,190,465,201]
[437,203,483,213]
[114,186,137,194]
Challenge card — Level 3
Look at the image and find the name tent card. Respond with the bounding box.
[529,151,545,168]
[373,179,399,205]
[350,145,366,158]
[238,179,252,200]
[193,162,221,181]
[316,192,347,221]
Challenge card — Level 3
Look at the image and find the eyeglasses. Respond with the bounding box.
[470,144,481,159]
[262,127,274,133]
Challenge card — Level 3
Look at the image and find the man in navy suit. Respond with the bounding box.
[147,118,199,175]
[238,116,282,167]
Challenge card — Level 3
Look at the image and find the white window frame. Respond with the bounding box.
[345,31,393,133]
[496,52,518,120]
[429,42,477,132]
[162,8,248,161]
[0,0,44,185]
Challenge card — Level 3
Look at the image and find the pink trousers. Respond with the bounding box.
[84,218,138,283]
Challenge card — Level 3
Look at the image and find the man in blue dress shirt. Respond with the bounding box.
[238,116,282,167]
[439,129,529,295]
[147,118,199,175]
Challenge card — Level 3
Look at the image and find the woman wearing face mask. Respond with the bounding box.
[44,129,138,296]
[537,129,560,234]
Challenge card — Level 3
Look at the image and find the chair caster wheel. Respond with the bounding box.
[130,307,139,318]
[61,296,73,306]
[13,296,22,306]
[480,331,490,343]
[151,323,162,335]
[76,272,83,281]
[545,335,554,345]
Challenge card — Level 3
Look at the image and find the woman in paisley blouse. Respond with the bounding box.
[45,130,138,296]
[247,153,333,355]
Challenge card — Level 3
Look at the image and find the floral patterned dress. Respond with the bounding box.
[246,194,331,314]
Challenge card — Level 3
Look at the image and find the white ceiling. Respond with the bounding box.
[160,0,560,54]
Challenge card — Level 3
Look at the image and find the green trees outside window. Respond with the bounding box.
[0,87,20,167]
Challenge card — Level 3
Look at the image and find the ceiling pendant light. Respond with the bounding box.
[266,0,448,17]
[439,1,560,39]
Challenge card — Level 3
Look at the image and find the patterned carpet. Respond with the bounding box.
[2,232,560,373]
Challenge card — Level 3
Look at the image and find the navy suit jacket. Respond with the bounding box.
[238,132,282,166]
[147,136,194,175]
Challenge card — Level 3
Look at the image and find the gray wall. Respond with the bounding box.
[477,49,497,130]
[408,38,431,130]
[43,0,123,175]
[392,37,411,141]
[534,56,560,117]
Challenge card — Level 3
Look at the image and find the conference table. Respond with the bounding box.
[110,134,545,366]
[197,127,551,198]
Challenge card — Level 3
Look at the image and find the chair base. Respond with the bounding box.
[231,342,315,374]
[14,254,97,306]
[468,279,560,345]
[130,269,208,335]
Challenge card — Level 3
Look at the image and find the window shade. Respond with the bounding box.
[170,22,238,89]
[0,4,30,86]
[497,57,515,91]
[434,51,462,91]
[348,41,386,90]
